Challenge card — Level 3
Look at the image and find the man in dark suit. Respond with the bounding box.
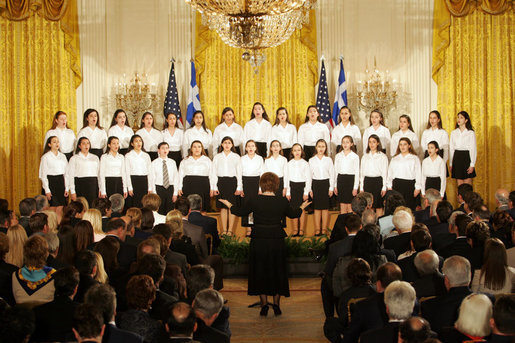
[438,214,481,269]
[342,263,402,343]
[328,196,368,252]
[360,280,417,343]
[29,212,49,236]
[0,232,18,305]
[84,283,144,343]
[0,211,10,234]
[426,200,453,239]
[187,194,220,255]
[193,289,229,343]
[176,197,208,259]
[153,223,188,274]
[18,197,36,236]
[414,188,441,224]
[92,198,112,232]
[384,210,413,257]
[398,317,434,343]
[108,193,125,218]
[164,302,198,343]
[103,218,137,271]
[488,295,515,342]
[397,230,440,283]
[412,250,446,298]
[74,250,99,303]
[455,183,473,213]
[44,232,69,270]
[32,267,80,342]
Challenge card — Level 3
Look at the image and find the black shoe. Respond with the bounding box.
[272,304,282,316]
[260,305,269,316]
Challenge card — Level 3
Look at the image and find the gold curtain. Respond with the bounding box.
[0,0,81,209]
[432,0,515,207]
[194,11,318,130]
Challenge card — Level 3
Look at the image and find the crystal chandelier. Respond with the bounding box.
[356,59,398,114]
[185,0,317,69]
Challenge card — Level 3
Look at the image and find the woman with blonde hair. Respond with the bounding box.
[93,251,108,284]
[5,225,28,267]
[76,196,89,212]
[165,209,184,230]
[82,208,105,242]
[41,210,58,234]
[126,207,142,230]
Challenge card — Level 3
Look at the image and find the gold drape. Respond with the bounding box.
[432,0,515,207]
[194,11,318,130]
[0,0,80,209]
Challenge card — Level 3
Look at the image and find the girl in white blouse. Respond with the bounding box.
[360,134,388,215]
[77,109,108,159]
[136,112,163,161]
[151,142,179,215]
[39,136,68,206]
[125,134,153,208]
[309,139,335,236]
[183,110,212,157]
[298,105,331,160]
[362,109,391,157]
[331,106,362,157]
[287,143,311,236]
[422,141,447,198]
[99,136,127,199]
[390,115,421,157]
[387,137,422,211]
[213,107,244,155]
[43,111,76,160]
[420,110,449,163]
[243,102,272,159]
[450,111,477,185]
[162,112,184,169]
[67,137,100,206]
[108,109,134,155]
[178,140,213,212]
[211,136,242,236]
[264,140,289,197]
[334,136,360,214]
[240,140,264,236]
[271,107,297,160]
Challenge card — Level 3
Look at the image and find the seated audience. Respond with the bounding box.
[398,317,433,343]
[438,214,479,268]
[508,222,515,267]
[169,220,200,266]
[72,303,105,343]
[412,249,446,298]
[489,295,515,342]
[140,207,155,233]
[60,201,84,227]
[82,208,106,242]
[56,224,76,266]
[509,190,515,220]
[74,249,100,303]
[490,209,513,247]
[93,251,108,284]
[41,210,59,233]
[0,232,17,305]
[34,194,49,212]
[44,232,68,270]
[383,210,413,257]
[18,197,36,236]
[5,224,28,267]
[378,190,406,236]
[102,218,137,271]
[330,195,368,248]
[109,193,125,217]
[466,220,491,267]
[472,238,515,294]
[416,188,441,224]
[361,209,377,226]
[164,302,197,342]
[29,212,49,236]
[455,183,473,213]
[94,236,124,286]
[92,197,112,229]
[464,191,484,215]
[192,289,229,343]
[153,223,188,274]
[495,188,510,212]
[75,220,95,251]
[175,198,209,259]
[428,200,454,238]
[187,194,221,254]
[397,230,439,283]
[142,193,166,225]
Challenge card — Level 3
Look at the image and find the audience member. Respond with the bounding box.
[383,210,413,256]
[192,289,229,343]
[34,194,50,212]
[398,317,433,343]
[416,188,441,223]
[466,220,491,266]
[75,220,95,251]
[103,218,137,270]
[175,198,209,259]
[60,201,84,227]
[456,183,473,212]
[0,232,17,305]
[509,190,515,219]
[412,250,446,298]
[126,207,143,231]
[153,223,188,273]
[93,251,108,284]
[142,193,165,225]
[472,238,515,294]
[428,200,453,238]
[361,192,374,210]
[41,210,59,233]
[29,212,49,236]
[5,224,28,267]
[92,198,112,229]
[188,194,220,254]
[379,190,406,235]
[361,209,377,226]
[464,191,484,215]
[164,302,198,342]
[72,303,105,343]
[0,210,11,233]
[397,230,438,282]
[56,224,76,266]
[491,209,513,247]
[94,236,123,285]
[18,197,36,235]
[74,249,100,303]
[508,222,515,267]
[489,295,515,341]
[438,214,480,268]
[0,305,35,343]
[330,195,368,248]
[140,207,155,232]
[109,193,125,217]
[495,189,510,211]
[44,232,68,270]
[83,208,106,242]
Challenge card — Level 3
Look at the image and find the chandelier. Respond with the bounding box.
[356,59,398,114]
[185,0,317,69]
[115,73,159,131]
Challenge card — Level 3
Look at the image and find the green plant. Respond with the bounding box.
[218,235,250,264]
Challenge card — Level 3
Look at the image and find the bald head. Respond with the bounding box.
[166,302,197,337]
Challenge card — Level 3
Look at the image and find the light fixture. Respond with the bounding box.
[356,58,398,115]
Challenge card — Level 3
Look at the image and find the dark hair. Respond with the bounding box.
[74,250,97,275]
[267,139,284,158]
[158,141,169,150]
[338,106,355,125]
[127,274,156,310]
[427,140,440,153]
[384,190,406,216]
[464,192,484,212]
[366,134,383,153]
[456,110,474,130]
[164,112,180,129]
[19,198,36,217]
[0,306,35,343]
[399,317,432,343]
[376,262,402,288]
[82,108,102,129]
[351,196,368,216]
[345,214,362,233]
[128,134,145,152]
[410,230,432,252]
[217,136,236,154]
[350,229,381,270]
[151,234,168,257]
[138,207,154,232]
[315,139,328,156]
[455,214,473,236]
[50,110,69,129]
[92,198,111,217]
[105,136,119,154]
[54,266,80,297]
[466,221,490,250]
[24,235,49,268]
[369,109,385,126]
[191,110,208,132]
[304,105,322,123]
[43,135,58,155]
[394,137,417,156]
[457,183,473,200]
[61,201,84,226]
[75,220,94,251]
[426,110,443,129]
[259,172,280,193]
[509,191,515,205]
[29,213,48,233]
[274,107,292,126]
[139,111,155,129]
[175,197,190,217]
[220,107,237,124]
[154,223,172,240]
[492,295,515,335]
[75,136,90,155]
[136,253,166,285]
[106,218,126,233]
[289,143,305,160]
[491,209,512,231]
[57,225,77,265]
[347,258,372,287]
[186,140,207,158]
[0,233,8,260]
[479,238,506,291]
[436,200,453,223]
[341,135,357,153]
[167,302,197,336]
[250,102,269,121]
[94,236,120,271]
[84,284,116,323]
[187,264,215,301]
[110,109,129,128]
[398,114,414,132]
[73,304,104,339]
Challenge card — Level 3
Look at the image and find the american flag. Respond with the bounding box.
[164,61,183,127]
[316,60,333,130]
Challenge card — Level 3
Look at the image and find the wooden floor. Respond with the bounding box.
[220,278,326,343]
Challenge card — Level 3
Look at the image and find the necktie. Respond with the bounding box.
[163,160,170,189]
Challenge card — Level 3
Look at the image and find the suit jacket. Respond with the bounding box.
[326,213,350,253]
[188,211,220,254]
[422,216,439,227]
[488,334,515,343]
[383,232,411,257]
[182,220,208,259]
[75,273,100,303]
[337,285,376,327]
[398,253,444,283]
[103,323,144,343]
[171,239,200,266]
[106,235,137,271]
[343,292,388,343]
[324,235,356,277]
[149,289,178,322]
[359,321,400,343]
[414,207,431,223]
[116,309,168,343]
[0,259,17,305]
[439,237,481,270]
[46,254,69,270]
[212,305,231,337]
[164,249,188,274]
[432,232,456,252]
[509,208,515,220]
[32,295,79,342]
[427,221,450,239]
[413,272,447,298]
[19,216,31,236]
[193,319,229,343]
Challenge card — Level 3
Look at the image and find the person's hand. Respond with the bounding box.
[46,192,52,201]
[123,192,128,198]
[381,190,386,197]
[309,191,313,198]
[71,193,77,201]
[172,195,177,202]
[352,189,358,196]
[129,190,134,197]
[240,191,245,197]
[282,188,287,197]
[234,190,242,196]
[219,199,232,208]
[178,190,183,196]
[100,193,106,199]
[467,166,474,174]
[334,188,338,196]
[300,200,312,210]
[148,190,153,194]
[286,195,291,201]
[64,191,69,197]
[258,190,262,195]
[414,189,421,197]
[449,166,452,173]
[303,194,308,201]
[328,190,334,197]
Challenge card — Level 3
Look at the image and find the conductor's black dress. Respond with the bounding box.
[230,195,302,297]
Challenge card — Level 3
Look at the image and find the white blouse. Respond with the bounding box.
[124,150,153,192]
[421,128,450,162]
[135,128,163,153]
[241,154,264,177]
[309,155,335,191]
[77,126,108,150]
[264,155,289,184]
[362,125,392,157]
[287,158,312,196]
[178,156,212,190]
[387,153,422,190]
[44,128,76,154]
[162,128,184,152]
[150,157,179,195]
[99,152,127,195]
[243,118,272,145]
[298,121,331,152]
[183,127,213,156]
[421,155,447,196]
[334,151,360,190]
[450,128,477,167]
[390,130,421,157]
[360,152,388,191]
[108,125,134,149]
[271,123,297,150]
[212,122,244,154]
[66,152,100,193]
[39,151,68,193]
[211,152,243,191]
[331,122,362,156]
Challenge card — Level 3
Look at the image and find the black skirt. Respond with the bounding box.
[129,175,148,208]
[182,175,211,212]
[156,185,174,215]
[89,148,103,159]
[363,176,383,209]
[282,148,292,161]
[392,178,418,211]
[336,174,355,204]
[452,150,476,179]
[248,235,290,297]
[148,151,158,161]
[75,177,98,206]
[216,176,237,209]
[312,179,331,210]
[425,176,441,193]
[241,176,260,227]
[47,174,66,206]
[304,145,316,161]
[105,176,123,197]
[119,148,129,156]
[274,177,285,197]
[167,150,182,169]
[289,181,306,209]
[255,142,267,159]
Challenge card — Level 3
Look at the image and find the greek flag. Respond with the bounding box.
[186,61,201,127]
[332,59,348,125]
